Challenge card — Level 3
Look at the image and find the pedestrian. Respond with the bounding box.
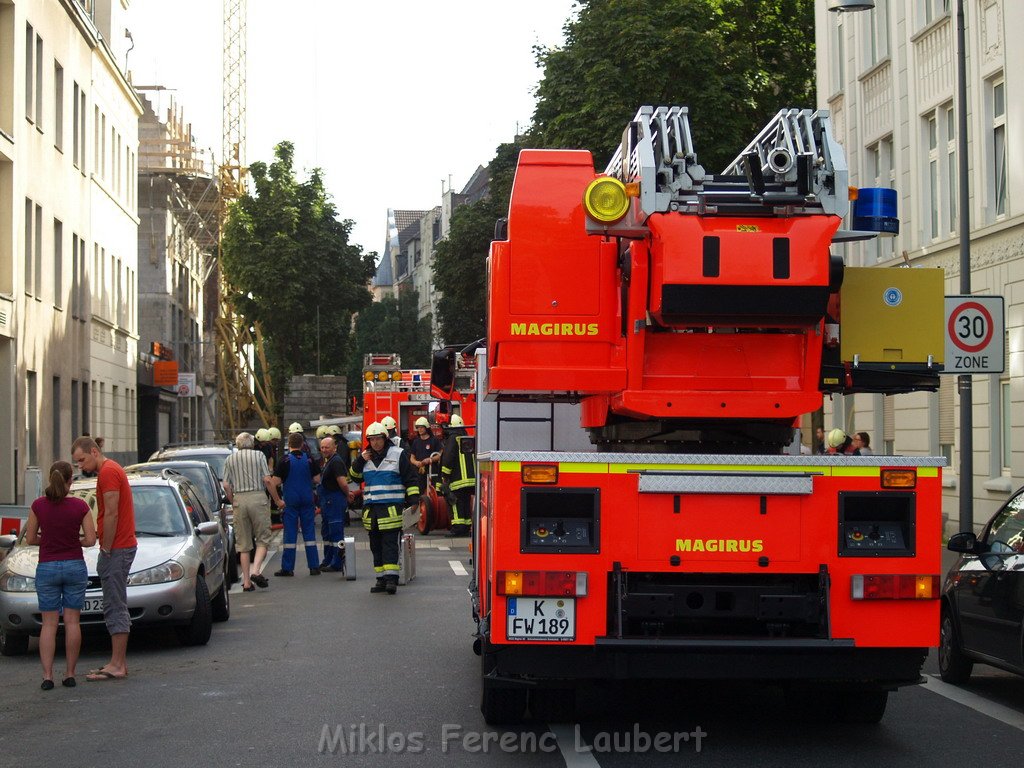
[267,431,322,576]
[25,461,97,689]
[349,421,419,594]
[79,436,104,477]
[853,431,874,455]
[317,436,349,572]
[440,414,475,537]
[409,416,443,494]
[222,432,272,591]
[814,427,826,455]
[288,422,313,459]
[380,415,407,450]
[71,436,135,682]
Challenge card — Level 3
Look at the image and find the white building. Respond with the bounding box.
[815,0,1022,532]
[0,0,142,502]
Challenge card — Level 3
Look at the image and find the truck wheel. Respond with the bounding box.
[530,688,576,723]
[418,495,434,535]
[939,609,974,684]
[837,690,888,724]
[211,575,231,622]
[0,626,30,656]
[176,577,213,646]
[481,683,528,725]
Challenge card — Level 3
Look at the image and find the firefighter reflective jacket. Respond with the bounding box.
[441,432,476,491]
[350,444,419,506]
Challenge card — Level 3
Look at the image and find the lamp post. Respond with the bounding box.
[829,0,973,533]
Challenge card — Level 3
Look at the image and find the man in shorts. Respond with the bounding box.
[222,432,273,590]
[71,436,136,681]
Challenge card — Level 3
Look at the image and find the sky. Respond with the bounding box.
[126,0,578,256]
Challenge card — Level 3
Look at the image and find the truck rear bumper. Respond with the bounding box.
[483,640,927,688]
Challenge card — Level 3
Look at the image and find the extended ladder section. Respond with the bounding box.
[594,107,848,237]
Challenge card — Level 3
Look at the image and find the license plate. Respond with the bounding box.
[82,596,104,613]
[506,597,575,641]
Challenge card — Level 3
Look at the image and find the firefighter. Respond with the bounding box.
[289,421,314,459]
[266,432,322,576]
[440,414,475,537]
[349,421,419,594]
[265,426,282,468]
[317,435,349,572]
[409,416,443,494]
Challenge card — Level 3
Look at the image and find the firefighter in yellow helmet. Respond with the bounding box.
[409,416,443,495]
[380,415,406,450]
[349,421,419,594]
[440,413,475,537]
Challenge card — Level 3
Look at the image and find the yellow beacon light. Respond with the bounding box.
[583,177,630,223]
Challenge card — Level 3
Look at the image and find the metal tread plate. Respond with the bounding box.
[479,451,945,467]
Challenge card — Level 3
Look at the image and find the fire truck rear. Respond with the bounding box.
[473,107,946,724]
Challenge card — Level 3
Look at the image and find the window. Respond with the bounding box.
[71,380,79,440]
[24,23,33,121]
[922,105,956,242]
[71,234,80,318]
[27,371,37,467]
[72,83,81,167]
[861,0,889,67]
[866,137,895,261]
[939,375,954,466]
[52,377,61,461]
[82,381,90,435]
[984,491,1024,553]
[991,78,1007,218]
[53,219,63,307]
[35,35,43,126]
[24,198,32,294]
[830,14,845,95]
[77,85,86,172]
[1001,379,1011,471]
[34,203,42,297]
[922,0,950,25]
[53,61,63,151]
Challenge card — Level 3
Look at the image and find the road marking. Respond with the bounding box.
[438,546,451,551]
[449,560,468,576]
[550,724,601,768]
[923,675,1024,731]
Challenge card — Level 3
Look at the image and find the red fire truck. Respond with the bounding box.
[473,107,946,724]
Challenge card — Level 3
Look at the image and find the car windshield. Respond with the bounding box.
[70,485,189,536]
[162,452,227,480]
[131,464,217,513]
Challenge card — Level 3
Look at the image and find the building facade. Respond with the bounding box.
[136,91,216,458]
[0,0,141,501]
[815,0,1022,532]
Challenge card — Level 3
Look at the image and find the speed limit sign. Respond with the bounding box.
[943,296,1005,373]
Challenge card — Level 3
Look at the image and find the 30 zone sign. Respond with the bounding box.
[943,296,1005,374]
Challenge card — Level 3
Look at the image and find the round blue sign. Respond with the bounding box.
[883,287,902,307]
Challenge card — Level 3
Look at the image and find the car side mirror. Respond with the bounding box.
[195,521,221,537]
[0,535,16,549]
[947,532,981,554]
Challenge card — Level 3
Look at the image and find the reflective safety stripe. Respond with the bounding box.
[382,564,400,572]
[406,487,418,497]
[374,566,384,573]
[450,477,475,491]
[441,466,452,476]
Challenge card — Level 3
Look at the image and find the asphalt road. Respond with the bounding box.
[0,530,1021,767]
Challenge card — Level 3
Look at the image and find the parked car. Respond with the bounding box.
[126,461,238,584]
[940,485,1024,682]
[148,444,235,483]
[0,469,230,656]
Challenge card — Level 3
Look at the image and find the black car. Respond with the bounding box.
[127,461,239,585]
[940,486,1024,683]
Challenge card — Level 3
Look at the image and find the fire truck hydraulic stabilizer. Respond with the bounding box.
[475,106,946,725]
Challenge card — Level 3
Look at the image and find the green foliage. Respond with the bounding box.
[530,0,816,171]
[349,289,433,399]
[220,142,375,411]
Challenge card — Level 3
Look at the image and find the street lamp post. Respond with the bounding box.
[830,0,973,533]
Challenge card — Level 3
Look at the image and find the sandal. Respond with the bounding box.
[41,679,54,691]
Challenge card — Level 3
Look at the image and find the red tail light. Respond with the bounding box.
[850,574,939,600]
[496,570,587,597]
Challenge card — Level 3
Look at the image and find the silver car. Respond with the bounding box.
[0,469,230,656]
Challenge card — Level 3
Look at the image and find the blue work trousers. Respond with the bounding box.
[281,502,319,572]
[319,490,348,570]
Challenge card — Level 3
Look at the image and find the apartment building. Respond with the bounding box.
[0,0,142,501]
[815,0,1022,531]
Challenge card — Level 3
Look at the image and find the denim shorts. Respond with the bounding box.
[35,559,89,613]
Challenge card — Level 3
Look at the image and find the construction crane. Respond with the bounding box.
[214,0,276,431]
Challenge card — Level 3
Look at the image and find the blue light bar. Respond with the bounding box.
[852,188,899,236]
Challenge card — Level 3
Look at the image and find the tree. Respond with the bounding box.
[432,140,523,345]
[220,142,376,411]
[530,0,815,172]
[348,289,433,400]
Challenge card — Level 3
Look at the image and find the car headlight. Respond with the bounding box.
[127,561,185,586]
[0,571,37,592]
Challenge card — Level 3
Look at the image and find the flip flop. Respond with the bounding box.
[88,668,129,677]
[86,670,127,682]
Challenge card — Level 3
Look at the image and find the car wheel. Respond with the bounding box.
[939,609,974,684]
[480,651,528,725]
[0,626,30,656]
[176,577,213,646]
[211,574,230,623]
